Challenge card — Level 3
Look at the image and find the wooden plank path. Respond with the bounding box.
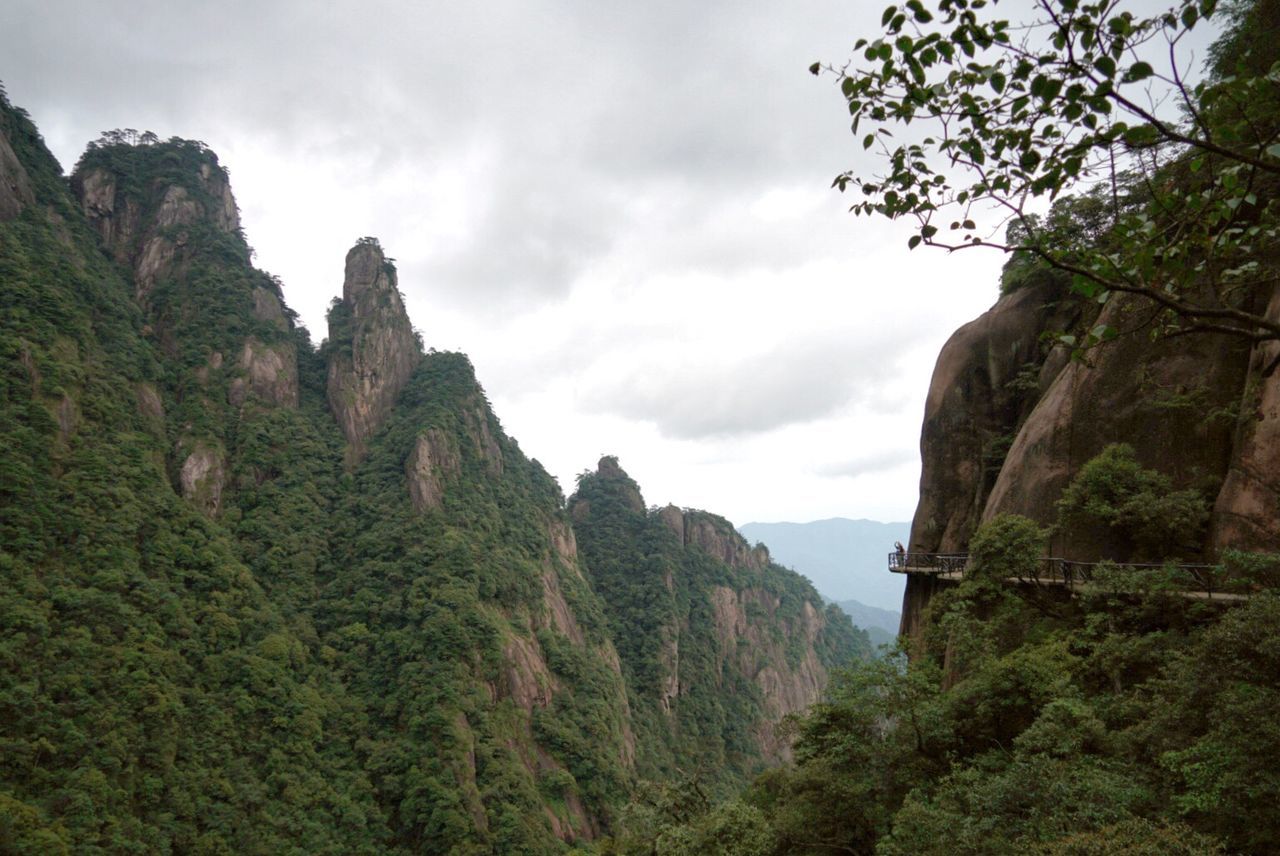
[889,553,1253,603]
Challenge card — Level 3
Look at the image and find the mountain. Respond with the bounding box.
[0,93,865,852]
[738,518,909,612]
[832,599,900,639]
[571,459,870,780]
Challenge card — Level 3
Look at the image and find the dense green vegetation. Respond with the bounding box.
[628,520,1280,852]
[0,85,384,856]
[570,464,868,801]
[9,0,1276,848]
[0,84,865,853]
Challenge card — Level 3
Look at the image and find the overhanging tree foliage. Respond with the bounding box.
[816,0,1280,349]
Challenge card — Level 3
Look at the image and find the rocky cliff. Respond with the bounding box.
[904,272,1277,636]
[72,139,240,299]
[325,239,421,463]
[68,136,302,517]
[569,458,867,780]
[0,120,34,220]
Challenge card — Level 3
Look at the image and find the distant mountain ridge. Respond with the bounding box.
[738,518,909,613]
[832,598,900,638]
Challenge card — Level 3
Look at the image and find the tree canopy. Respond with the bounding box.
[818,0,1280,348]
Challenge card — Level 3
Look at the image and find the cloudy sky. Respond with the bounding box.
[4,0,1021,526]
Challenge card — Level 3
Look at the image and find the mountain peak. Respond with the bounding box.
[71,136,242,299]
[325,237,421,462]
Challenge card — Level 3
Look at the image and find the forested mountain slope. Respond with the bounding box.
[0,90,863,853]
[570,459,868,791]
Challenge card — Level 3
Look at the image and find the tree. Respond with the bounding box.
[1055,443,1208,560]
[817,0,1280,350]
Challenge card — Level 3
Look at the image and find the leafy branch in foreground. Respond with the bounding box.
[817,0,1280,349]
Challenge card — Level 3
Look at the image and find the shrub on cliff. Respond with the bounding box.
[1055,444,1209,561]
[969,514,1047,583]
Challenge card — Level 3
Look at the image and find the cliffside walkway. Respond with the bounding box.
[888,553,1252,603]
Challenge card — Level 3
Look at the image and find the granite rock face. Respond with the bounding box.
[982,293,1248,557]
[72,155,240,300]
[909,279,1087,556]
[903,276,1276,638]
[230,338,299,409]
[1212,289,1280,554]
[0,128,34,221]
[325,241,421,463]
[178,441,225,517]
[68,142,299,519]
[405,429,460,512]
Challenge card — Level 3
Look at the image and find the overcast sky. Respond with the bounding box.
[5,0,1047,526]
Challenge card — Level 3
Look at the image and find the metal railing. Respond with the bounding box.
[888,552,968,574]
[889,552,1229,597]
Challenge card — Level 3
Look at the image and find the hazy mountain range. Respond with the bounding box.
[739,518,909,613]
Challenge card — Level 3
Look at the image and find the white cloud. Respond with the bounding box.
[2,0,1009,527]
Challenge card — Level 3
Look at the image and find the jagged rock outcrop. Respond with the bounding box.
[0,128,34,221]
[177,440,225,516]
[540,520,587,644]
[405,428,460,512]
[325,240,421,463]
[499,632,558,712]
[73,151,240,299]
[658,503,684,540]
[252,285,290,330]
[70,140,301,423]
[229,337,299,409]
[464,399,504,475]
[135,383,165,434]
[684,511,770,571]
[708,586,828,759]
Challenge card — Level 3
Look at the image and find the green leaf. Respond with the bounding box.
[1124,61,1154,82]
[1122,125,1159,147]
[1070,274,1102,298]
[990,71,1006,93]
[908,235,922,249]
[809,62,821,75]
[1093,56,1116,78]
